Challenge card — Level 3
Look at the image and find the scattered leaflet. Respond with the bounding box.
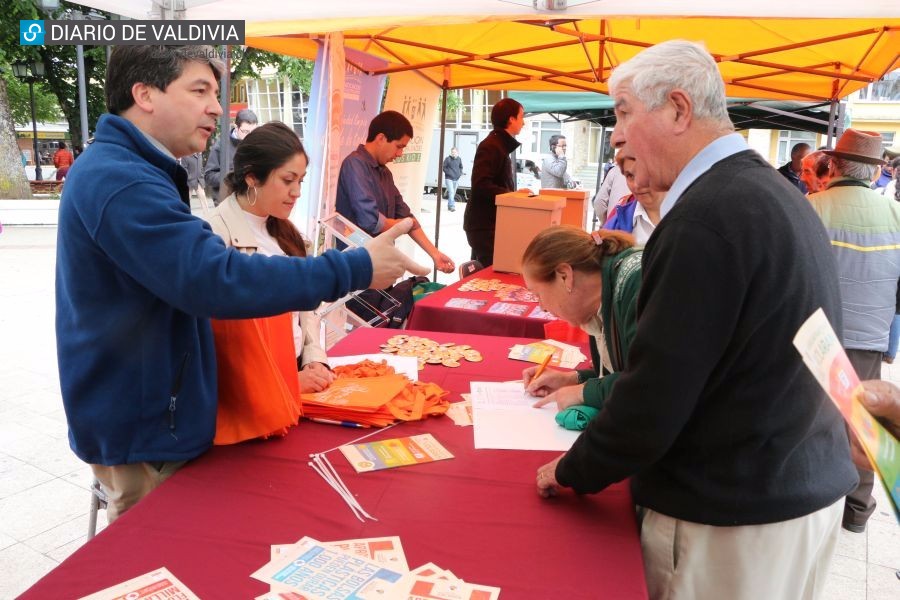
[444,298,488,311]
[251,537,404,600]
[78,567,199,600]
[508,339,586,369]
[339,433,454,473]
[254,540,501,600]
[272,536,410,572]
[527,306,556,320]
[793,308,899,521]
[391,563,501,600]
[486,302,528,316]
[446,400,473,426]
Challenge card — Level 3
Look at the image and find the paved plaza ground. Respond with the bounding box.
[0,195,897,598]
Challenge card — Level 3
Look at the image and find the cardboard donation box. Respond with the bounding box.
[539,188,591,230]
[493,192,566,273]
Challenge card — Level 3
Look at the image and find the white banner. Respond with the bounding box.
[382,72,441,258]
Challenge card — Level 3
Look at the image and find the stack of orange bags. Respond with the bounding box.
[300,359,450,427]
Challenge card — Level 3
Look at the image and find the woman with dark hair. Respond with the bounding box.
[206,122,334,443]
[520,226,641,430]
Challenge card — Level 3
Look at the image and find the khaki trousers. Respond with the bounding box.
[640,498,843,600]
[90,461,186,523]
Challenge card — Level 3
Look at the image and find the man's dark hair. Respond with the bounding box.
[58,141,67,150]
[366,110,413,143]
[490,98,523,130]
[548,134,566,152]
[235,109,258,127]
[790,142,811,159]
[106,46,223,115]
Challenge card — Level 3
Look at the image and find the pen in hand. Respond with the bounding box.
[531,353,553,382]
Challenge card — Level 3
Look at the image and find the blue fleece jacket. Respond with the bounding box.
[56,114,373,466]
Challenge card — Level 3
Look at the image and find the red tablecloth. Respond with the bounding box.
[21,329,646,600]
[408,267,554,338]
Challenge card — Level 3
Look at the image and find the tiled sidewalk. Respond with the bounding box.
[1,216,897,599]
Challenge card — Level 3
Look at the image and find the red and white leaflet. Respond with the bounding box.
[77,567,199,600]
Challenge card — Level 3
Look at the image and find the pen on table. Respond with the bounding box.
[308,417,367,429]
[532,353,553,381]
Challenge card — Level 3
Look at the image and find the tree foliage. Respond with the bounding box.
[0,0,108,148]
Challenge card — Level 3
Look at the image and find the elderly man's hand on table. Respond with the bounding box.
[536,454,565,498]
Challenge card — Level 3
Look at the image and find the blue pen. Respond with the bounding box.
[309,417,366,429]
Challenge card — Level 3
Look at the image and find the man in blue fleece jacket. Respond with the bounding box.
[56,45,427,521]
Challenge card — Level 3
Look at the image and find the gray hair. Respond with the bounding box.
[831,157,879,182]
[609,40,731,127]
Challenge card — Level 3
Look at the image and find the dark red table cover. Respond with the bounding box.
[408,267,554,338]
[21,329,646,600]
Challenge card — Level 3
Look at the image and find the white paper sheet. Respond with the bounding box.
[470,381,581,451]
[327,354,419,381]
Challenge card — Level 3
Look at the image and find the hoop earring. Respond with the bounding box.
[248,185,258,206]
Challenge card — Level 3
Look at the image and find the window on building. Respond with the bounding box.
[878,132,895,149]
[586,122,605,164]
[776,130,817,165]
[251,77,284,124]
[857,70,900,102]
[528,119,562,154]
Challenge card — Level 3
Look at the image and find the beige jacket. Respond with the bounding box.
[207,195,328,366]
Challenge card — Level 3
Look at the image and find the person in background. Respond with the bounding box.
[56,45,427,522]
[53,142,74,181]
[602,146,665,245]
[465,98,527,267]
[800,150,831,194]
[872,152,893,192]
[442,147,463,212]
[591,150,631,224]
[336,110,454,274]
[521,227,641,431]
[778,142,812,193]
[204,108,258,204]
[808,129,900,533]
[536,40,857,599]
[540,134,574,189]
[178,152,205,201]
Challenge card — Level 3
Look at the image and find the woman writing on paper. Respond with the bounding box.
[206,122,334,444]
[521,226,641,430]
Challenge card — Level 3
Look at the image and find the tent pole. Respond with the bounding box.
[433,81,449,281]
[219,46,232,187]
[826,99,838,149]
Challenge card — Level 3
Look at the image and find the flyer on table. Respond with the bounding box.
[77,567,200,600]
[252,537,404,600]
[339,433,454,473]
[793,308,899,521]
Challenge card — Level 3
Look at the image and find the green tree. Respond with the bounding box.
[0,0,109,148]
[2,71,62,126]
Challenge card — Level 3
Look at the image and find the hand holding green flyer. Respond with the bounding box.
[793,308,899,522]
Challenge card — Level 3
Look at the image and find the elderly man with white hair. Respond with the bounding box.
[534,40,857,599]
[808,128,900,535]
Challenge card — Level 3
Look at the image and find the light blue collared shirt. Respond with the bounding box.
[659,133,749,219]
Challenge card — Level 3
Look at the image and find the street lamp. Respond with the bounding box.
[12,60,46,181]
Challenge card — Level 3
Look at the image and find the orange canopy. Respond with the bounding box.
[248,17,899,100]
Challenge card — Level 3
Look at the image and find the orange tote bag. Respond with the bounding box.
[211,312,301,444]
